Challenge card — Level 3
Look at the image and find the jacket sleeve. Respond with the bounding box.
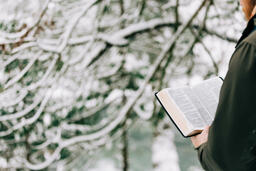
[196,41,256,170]
[196,142,222,170]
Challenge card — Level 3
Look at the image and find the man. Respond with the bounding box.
[190,0,256,170]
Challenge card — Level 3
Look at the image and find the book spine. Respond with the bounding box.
[154,92,189,138]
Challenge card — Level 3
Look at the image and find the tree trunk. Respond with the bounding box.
[122,119,129,171]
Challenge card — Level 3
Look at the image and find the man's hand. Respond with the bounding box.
[190,126,210,148]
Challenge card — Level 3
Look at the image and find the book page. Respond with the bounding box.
[168,87,206,129]
[191,77,222,125]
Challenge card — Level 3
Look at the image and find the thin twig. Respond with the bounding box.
[23,0,208,169]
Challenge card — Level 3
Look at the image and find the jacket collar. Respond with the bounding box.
[236,13,256,48]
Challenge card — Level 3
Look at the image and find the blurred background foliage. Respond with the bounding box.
[0,0,245,170]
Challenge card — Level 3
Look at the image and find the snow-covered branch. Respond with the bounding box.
[0,89,51,137]
[27,54,58,91]
[0,88,27,108]
[0,0,50,44]
[76,42,107,70]
[4,52,41,89]
[21,1,208,168]
[11,42,37,54]
[0,0,241,169]
[71,97,120,122]
[0,95,42,121]
[37,0,99,53]
[67,19,237,48]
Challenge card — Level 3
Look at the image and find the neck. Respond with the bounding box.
[250,6,256,20]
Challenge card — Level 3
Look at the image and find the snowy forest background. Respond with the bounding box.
[0,0,245,170]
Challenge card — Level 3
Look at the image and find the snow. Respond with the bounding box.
[43,113,51,127]
[152,128,180,171]
[88,159,119,171]
[0,157,7,168]
[0,0,245,170]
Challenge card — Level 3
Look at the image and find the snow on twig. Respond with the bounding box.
[76,42,106,70]
[67,17,237,47]
[24,146,62,170]
[27,54,58,91]
[134,104,152,120]
[11,42,38,54]
[4,51,41,89]
[0,95,42,121]
[68,36,94,45]
[71,96,120,122]
[112,18,173,39]
[60,0,209,146]
[37,0,99,53]
[70,18,174,46]
[0,89,27,108]
[96,64,122,79]
[22,1,208,168]
[68,39,94,65]
[32,128,61,150]
[1,54,53,108]
[0,89,51,137]
[0,0,50,42]
[60,123,91,132]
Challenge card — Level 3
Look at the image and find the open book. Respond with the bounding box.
[155,77,223,137]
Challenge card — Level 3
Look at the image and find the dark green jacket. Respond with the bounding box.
[196,16,256,170]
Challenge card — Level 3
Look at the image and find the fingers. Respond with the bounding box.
[190,136,197,147]
[190,126,210,148]
[202,125,210,134]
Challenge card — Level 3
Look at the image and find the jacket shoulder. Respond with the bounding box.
[243,31,256,47]
[228,32,256,70]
